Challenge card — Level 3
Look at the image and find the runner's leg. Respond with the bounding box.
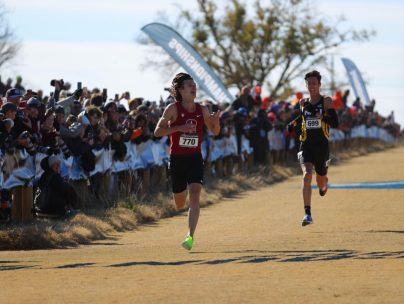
[315,146,329,196]
[187,183,201,237]
[173,191,187,209]
[301,162,313,208]
[316,174,327,192]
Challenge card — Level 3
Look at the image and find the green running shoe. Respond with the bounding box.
[181,235,193,250]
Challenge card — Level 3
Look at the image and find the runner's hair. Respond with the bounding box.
[171,73,193,102]
[304,70,322,83]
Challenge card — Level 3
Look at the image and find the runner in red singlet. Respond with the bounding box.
[154,73,220,250]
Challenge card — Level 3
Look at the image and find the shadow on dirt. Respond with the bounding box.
[104,249,404,268]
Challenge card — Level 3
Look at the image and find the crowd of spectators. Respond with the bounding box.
[0,76,401,223]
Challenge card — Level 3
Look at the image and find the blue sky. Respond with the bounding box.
[2,0,404,126]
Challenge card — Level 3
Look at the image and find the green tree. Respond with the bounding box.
[0,2,20,69]
[178,0,373,99]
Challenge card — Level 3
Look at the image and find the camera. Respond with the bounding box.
[50,79,64,87]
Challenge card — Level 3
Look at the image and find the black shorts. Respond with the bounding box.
[298,144,329,176]
[169,153,204,193]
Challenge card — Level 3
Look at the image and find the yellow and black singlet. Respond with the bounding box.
[299,96,330,146]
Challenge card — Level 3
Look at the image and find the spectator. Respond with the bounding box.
[34,155,78,217]
[70,101,83,117]
[342,89,350,107]
[90,94,103,108]
[253,84,262,109]
[61,122,95,173]
[261,96,272,110]
[0,76,6,96]
[353,97,362,110]
[128,98,142,112]
[117,104,128,123]
[7,130,37,221]
[26,97,42,134]
[5,88,24,105]
[248,109,272,164]
[232,85,254,112]
[332,90,345,111]
[14,76,26,93]
[365,99,376,113]
[233,107,249,156]
[53,105,66,131]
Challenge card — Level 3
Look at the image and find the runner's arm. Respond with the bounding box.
[154,104,178,137]
[154,104,196,137]
[287,115,302,132]
[287,99,304,132]
[322,96,339,128]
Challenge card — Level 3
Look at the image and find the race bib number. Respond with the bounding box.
[179,134,198,148]
[305,118,321,129]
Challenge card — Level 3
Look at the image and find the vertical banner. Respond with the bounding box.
[142,22,233,103]
[341,57,371,105]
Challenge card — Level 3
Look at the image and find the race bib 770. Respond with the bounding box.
[179,134,198,148]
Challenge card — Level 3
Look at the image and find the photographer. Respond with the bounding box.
[34,155,78,217]
[41,107,70,158]
[0,102,18,139]
[103,101,129,161]
[60,122,95,172]
[26,97,42,134]
[48,79,83,115]
[0,118,15,155]
[60,121,95,209]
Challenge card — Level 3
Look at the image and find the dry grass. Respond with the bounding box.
[0,140,397,251]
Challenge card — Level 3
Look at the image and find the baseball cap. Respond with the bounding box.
[5,88,24,99]
[27,97,41,108]
[1,102,18,113]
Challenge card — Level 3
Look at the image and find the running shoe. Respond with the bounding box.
[302,214,313,226]
[181,235,193,250]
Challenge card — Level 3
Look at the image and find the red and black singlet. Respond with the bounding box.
[169,101,204,156]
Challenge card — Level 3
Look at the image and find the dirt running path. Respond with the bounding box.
[1,147,404,303]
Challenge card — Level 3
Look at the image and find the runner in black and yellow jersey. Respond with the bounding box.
[288,70,339,226]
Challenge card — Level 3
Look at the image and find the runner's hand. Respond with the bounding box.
[209,111,221,126]
[178,123,196,133]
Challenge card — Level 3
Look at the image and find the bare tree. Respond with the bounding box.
[0,2,20,69]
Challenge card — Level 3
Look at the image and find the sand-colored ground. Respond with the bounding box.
[1,147,403,303]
